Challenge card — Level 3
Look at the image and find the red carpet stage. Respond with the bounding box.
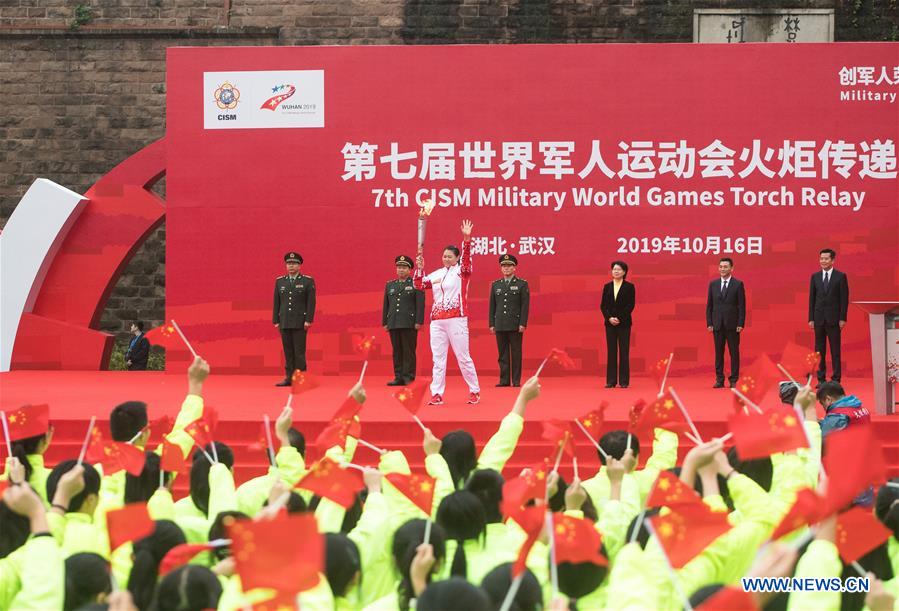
[3,372,897,493]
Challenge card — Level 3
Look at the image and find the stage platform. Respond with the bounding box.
[2,372,897,491]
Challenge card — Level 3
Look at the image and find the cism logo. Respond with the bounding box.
[214,81,240,121]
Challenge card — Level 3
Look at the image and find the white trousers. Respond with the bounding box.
[429,317,480,395]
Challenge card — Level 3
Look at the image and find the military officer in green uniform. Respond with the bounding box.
[382,255,425,386]
[273,252,316,386]
[488,254,530,387]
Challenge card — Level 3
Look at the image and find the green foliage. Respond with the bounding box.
[70,4,94,29]
[108,340,165,371]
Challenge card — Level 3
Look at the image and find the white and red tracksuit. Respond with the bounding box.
[414,239,480,395]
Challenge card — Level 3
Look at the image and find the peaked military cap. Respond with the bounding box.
[499,254,518,266]
[395,255,413,268]
[284,252,303,264]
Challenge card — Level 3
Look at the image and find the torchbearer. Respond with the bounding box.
[489,254,529,387]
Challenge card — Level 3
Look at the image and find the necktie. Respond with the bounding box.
[824,272,830,290]
[721,280,728,296]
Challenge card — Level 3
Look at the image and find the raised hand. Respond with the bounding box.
[461,219,473,238]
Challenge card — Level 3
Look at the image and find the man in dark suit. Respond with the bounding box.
[125,321,150,370]
[706,257,746,388]
[808,248,849,383]
[273,251,316,386]
[489,254,530,387]
[383,255,425,386]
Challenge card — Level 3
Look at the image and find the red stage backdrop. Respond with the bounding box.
[166,44,898,377]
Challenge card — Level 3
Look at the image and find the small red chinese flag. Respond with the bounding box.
[628,399,646,432]
[160,438,186,473]
[728,406,809,460]
[86,428,147,476]
[630,391,689,435]
[315,397,362,450]
[541,420,575,458]
[547,348,577,370]
[501,464,549,516]
[392,380,430,415]
[184,417,214,450]
[385,472,437,516]
[290,370,320,396]
[4,404,50,442]
[732,354,780,412]
[823,425,886,514]
[649,355,671,388]
[699,587,759,611]
[647,471,705,509]
[145,323,180,350]
[650,503,732,568]
[779,342,821,382]
[770,488,827,540]
[836,506,892,564]
[352,334,378,359]
[295,458,363,509]
[107,503,155,551]
[578,403,607,439]
[227,512,323,595]
[509,504,545,578]
[159,542,215,575]
[552,513,607,566]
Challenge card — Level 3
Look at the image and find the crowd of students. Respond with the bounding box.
[1,356,897,611]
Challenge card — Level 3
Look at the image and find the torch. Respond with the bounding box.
[417,198,437,254]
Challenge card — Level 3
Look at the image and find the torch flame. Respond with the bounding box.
[419,198,437,217]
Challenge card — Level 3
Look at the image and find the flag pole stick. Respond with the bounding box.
[423,518,433,546]
[626,433,632,453]
[340,462,368,472]
[77,417,97,466]
[730,387,764,414]
[535,357,549,378]
[358,360,368,385]
[263,415,276,467]
[659,352,674,396]
[546,510,559,598]
[645,520,693,611]
[159,467,165,490]
[412,414,427,432]
[209,438,219,463]
[357,438,386,454]
[629,510,647,544]
[0,412,12,458]
[551,442,565,474]
[573,456,579,481]
[667,388,703,444]
[574,419,608,459]
[851,561,867,577]
[776,363,800,387]
[169,319,198,359]
[498,575,524,611]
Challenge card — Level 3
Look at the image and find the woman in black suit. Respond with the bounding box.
[600,261,635,388]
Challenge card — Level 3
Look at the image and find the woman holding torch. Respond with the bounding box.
[414,218,481,405]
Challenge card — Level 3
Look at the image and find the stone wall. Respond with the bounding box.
[1,0,895,341]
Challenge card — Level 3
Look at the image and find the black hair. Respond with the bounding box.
[207,511,248,561]
[440,430,477,489]
[840,540,893,611]
[598,429,640,465]
[436,491,486,579]
[10,432,47,483]
[110,401,149,442]
[133,321,145,332]
[778,381,799,405]
[417,578,491,611]
[189,442,234,517]
[874,479,899,524]
[325,533,361,599]
[465,469,504,524]
[670,466,734,513]
[0,500,31,559]
[340,491,365,533]
[481,564,542,611]
[392,519,447,611]
[149,565,222,611]
[128,520,186,611]
[625,508,661,549]
[610,260,629,278]
[444,245,461,258]
[288,427,306,458]
[65,553,112,611]
[547,473,568,513]
[125,453,169,504]
[819,248,837,259]
[719,257,734,266]
[557,542,610,600]
[816,381,845,403]
[46,460,101,513]
[689,584,726,608]
[727,447,773,492]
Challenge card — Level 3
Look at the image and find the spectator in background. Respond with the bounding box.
[125,321,150,370]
